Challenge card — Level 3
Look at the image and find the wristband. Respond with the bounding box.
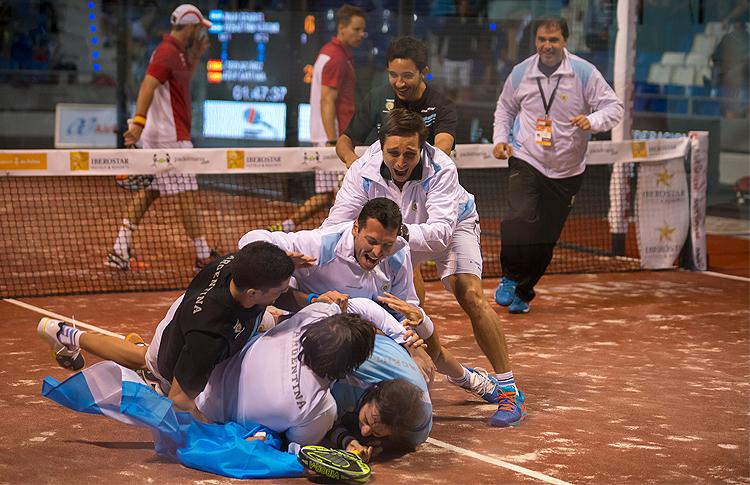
[132,114,147,128]
[306,293,319,305]
[326,140,337,146]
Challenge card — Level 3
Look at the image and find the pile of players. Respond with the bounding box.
[41,1,623,467]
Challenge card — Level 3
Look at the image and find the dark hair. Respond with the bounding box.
[378,108,429,149]
[533,16,569,40]
[357,197,402,232]
[386,36,429,72]
[232,241,294,291]
[361,379,426,448]
[299,314,375,380]
[336,4,365,28]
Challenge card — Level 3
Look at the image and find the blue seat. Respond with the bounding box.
[647,98,668,112]
[635,82,660,94]
[665,85,686,95]
[667,98,689,114]
[694,100,722,116]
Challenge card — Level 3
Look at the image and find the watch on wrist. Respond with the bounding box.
[398,223,410,242]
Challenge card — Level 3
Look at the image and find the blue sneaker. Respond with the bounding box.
[508,295,530,314]
[490,387,527,427]
[494,277,518,306]
[448,367,503,403]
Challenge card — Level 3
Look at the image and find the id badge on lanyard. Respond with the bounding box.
[535,116,553,147]
[535,77,561,148]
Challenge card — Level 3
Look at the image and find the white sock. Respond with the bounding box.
[113,219,135,257]
[192,237,210,259]
[448,366,472,387]
[57,324,84,348]
[281,219,296,232]
[495,370,516,390]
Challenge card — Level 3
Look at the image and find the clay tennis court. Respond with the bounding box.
[2,263,748,484]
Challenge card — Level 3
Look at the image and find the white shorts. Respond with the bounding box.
[411,215,483,282]
[443,59,472,89]
[142,139,198,196]
[144,293,185,394]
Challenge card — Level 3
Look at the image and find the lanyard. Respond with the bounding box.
[537,77,561,116]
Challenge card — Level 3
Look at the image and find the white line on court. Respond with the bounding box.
[426,437,574,485]
[3,298,125,339]
[8,296,573,484]
[700,271,750,283]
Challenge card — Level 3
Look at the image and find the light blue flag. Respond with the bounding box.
[42,361,304,479]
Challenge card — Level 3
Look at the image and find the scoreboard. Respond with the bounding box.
[201,9,324,144]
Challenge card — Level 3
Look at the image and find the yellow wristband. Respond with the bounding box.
[132,115,147,127]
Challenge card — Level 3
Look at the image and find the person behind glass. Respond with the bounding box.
[492,16,623,314]
[270,4,366,233]
[108,4,217,273]
[335,35,457,169]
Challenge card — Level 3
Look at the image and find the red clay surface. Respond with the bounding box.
[2,270,748,484]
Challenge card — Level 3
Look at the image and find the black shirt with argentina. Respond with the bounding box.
[343,83,458,146]
[156,253,266,397]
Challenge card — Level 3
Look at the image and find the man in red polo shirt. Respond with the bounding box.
[108,4,217,273]
[270,4,365,233]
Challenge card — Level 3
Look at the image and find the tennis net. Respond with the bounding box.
[0,135,707,298]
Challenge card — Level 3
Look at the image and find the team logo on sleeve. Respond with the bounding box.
[233,320,245,338]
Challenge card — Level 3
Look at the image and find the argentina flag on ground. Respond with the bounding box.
[42,361,304,479]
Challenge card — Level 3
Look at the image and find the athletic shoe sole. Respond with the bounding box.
[37,317,85,371]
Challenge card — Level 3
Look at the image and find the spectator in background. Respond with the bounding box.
[108,4,217,272]
[438,0,478,102]
[713,15,750,118]
[269,4,365,233]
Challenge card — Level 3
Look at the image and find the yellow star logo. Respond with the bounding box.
[658,223,675,242]
[656,168,673,187]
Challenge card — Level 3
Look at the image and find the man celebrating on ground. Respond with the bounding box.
[39,241,297,420]
[323,109,526,427]
[492,16,622,313]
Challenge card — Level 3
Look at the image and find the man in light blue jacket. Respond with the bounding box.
[492,16,623,314]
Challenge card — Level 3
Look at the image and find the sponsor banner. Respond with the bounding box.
[54,104,117,148]
[0,152,47,170]
[688,131,708,271]
[453,144,508,169]
[586,137,689,166]
[0,138,693,175]
[636,158,690,269]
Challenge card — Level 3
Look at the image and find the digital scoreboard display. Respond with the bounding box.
[203,10,292,142]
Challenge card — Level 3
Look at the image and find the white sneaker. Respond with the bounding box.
[447,367,502,403]
[37,318,85,371]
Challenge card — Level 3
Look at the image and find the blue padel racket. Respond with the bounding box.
[298,445,371,483]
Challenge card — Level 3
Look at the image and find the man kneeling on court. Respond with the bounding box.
[195,298,427,452]
[239,197,506,406]
[38,241,297,420]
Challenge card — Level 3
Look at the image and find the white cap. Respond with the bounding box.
[170,4,212,28]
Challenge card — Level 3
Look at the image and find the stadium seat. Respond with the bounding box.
[704,21,726,36]
[647,98,668,112]
[671,66,697,87]
[664,84,685,96]
[685,52,709,68]
[691,33,718,55]
[694,100,722,117]
[635,81,660,94]
[647,63,673,86]
[660,52,686,66]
